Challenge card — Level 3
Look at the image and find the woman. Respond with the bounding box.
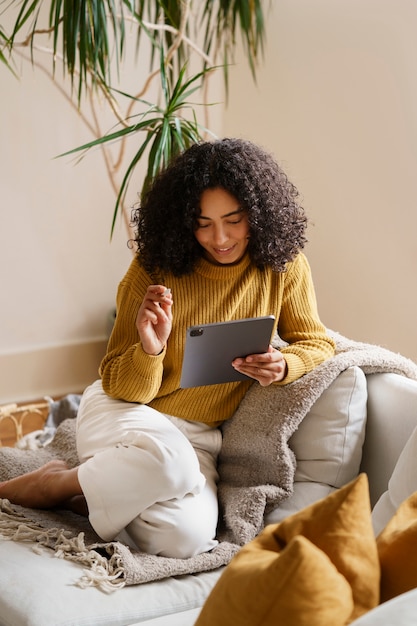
[0,138,334,557]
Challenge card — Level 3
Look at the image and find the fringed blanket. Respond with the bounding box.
[1,331,417,592]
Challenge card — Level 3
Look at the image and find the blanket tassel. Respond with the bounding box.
[0,499,125,593]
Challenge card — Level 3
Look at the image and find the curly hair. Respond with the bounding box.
[132,138,308,276]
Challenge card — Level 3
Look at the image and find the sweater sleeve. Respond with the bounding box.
[99,262,166,403]
[277,254,335,384]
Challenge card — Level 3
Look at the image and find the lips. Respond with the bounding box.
[213,245,235,255]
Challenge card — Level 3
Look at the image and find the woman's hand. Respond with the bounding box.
[232,345,287,386]
[136,285,173,355]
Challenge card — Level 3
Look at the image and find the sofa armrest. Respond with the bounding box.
[361,373,417,506]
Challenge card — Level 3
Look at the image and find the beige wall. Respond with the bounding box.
[0,63,132,402]
[224,0,417,362]
[0,22,223,403]
[1,0,417,403]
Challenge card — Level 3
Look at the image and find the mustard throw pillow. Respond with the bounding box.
[377,490,417,603]
[196,474,379,626]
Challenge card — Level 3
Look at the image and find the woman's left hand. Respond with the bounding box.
[232,345,287,386]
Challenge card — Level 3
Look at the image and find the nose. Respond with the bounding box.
[212,224,228,246]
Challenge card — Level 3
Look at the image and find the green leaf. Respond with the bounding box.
[8,0,42,41]
[56,114,163,158]
[111,130,154,236]
[0,49,16,76]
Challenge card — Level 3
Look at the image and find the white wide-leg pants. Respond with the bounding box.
[76,380,222,558]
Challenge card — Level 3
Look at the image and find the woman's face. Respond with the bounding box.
[194,187,250,265]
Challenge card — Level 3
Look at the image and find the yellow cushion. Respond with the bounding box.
[196,474,379,626]
[196,534,353,626]
[377,491,417,603]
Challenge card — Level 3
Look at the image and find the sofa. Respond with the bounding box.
[1,364,417,625]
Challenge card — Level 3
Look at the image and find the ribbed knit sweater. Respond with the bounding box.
[99,253,335,425]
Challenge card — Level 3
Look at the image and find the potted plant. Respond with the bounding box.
[0,0,268,237]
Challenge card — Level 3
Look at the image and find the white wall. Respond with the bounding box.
[224,0,417,362]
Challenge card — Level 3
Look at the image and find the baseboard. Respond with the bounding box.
[0,338,108,404]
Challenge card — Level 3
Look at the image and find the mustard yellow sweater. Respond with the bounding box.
[100,253,335,425]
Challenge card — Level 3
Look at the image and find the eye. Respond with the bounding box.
[226,208,246,224]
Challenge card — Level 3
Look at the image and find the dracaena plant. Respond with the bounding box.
[0,0,267,237]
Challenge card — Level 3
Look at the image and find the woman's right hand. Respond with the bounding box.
[136,285,173,355]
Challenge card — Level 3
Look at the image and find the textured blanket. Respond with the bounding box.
[1,331,417,592]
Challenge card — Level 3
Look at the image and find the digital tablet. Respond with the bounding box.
[179,315,276,388]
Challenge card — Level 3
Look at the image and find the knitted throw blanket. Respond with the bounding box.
[0,331,416,592]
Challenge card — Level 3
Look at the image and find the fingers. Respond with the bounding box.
[148,285,173,308]
[232,346,287,385]
[136,285,173,355]
[139,285,173,325]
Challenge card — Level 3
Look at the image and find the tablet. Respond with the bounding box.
[179,316,276,388]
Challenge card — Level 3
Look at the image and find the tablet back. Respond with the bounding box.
[179,316,275,388]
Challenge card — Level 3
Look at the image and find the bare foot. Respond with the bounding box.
[0,460,81,509]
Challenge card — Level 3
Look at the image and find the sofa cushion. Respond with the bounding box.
[362,373,417,506]
[195,474,379,626]
[372,423,417,535]
[0,538,222,626]
[265,480,335,524]
[347,588,417,626]
[266,367,368,524]
[129,589,417,626]
[289,366,367,487]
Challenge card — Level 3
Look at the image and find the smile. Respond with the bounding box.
[213,245,235,254]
